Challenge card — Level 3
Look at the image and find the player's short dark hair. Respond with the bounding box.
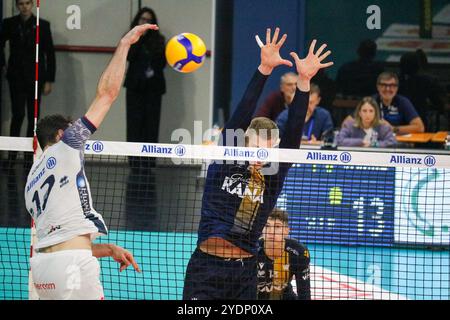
[269,208,289,225]
[36,115,72,149]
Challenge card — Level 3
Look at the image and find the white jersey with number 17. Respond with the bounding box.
[24,117,108,250]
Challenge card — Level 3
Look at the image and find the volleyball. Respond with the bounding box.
[165,33,206,73]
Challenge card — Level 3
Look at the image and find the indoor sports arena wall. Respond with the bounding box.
[0,0,214,143]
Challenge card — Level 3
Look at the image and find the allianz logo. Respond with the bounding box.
[390,155,436,167]
[224,148,269,160]
[141,144,186,156]
[306,152,352,163]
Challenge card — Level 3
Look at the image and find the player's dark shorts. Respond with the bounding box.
[183,248,257,300]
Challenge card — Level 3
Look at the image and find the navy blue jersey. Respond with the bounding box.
[197,70,309,255]
[257,238,311,300]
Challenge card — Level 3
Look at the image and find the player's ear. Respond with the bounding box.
[55,129,64,142]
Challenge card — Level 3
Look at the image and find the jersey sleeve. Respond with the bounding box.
[220,70,268,146]
[61,116,97,150]
[294,243,311,300]
[279,89,309,149]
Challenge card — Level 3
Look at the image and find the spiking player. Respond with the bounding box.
[183,28,333,300]
[24,24,159,300]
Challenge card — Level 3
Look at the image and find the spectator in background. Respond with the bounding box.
[337,97,396,148]
[341,72,425,134]
[374,72,425,134]
[312,68,336,111]
[415,49,428,72]
[124,7,166,173]
[276,84,333,145]
[336,39,384,97]
[0,0,55,165]
[254,72,298,121]
[399,51,446,131]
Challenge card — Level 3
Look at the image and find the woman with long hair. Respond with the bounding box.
[337,97,396,147]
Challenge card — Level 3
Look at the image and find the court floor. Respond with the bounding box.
[1,229,448,300]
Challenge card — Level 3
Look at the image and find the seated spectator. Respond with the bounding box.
[254,72,298,121]
[342,72,425,134]
[312,69,336,111]
[399,51,446,131]
[375,72,425,134]
[276,84,333,144]
[336,39,384,97]
[337,97,396,148]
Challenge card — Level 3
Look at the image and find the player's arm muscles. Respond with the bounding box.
[83,42,131,129]
[85,24,158,129]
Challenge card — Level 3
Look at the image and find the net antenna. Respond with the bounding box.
[28,0,41,301]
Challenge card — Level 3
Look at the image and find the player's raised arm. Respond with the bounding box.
[280,40,333,149]
[223,28,292,133]
[84,24,159,129]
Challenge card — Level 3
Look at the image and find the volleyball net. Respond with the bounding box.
[0,137,449,300]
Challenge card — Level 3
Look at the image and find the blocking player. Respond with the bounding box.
[183,28,333,300]
[24,24,158,299]
[257,208,311,300]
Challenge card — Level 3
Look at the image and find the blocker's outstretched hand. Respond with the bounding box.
[290,39,333,81]
[256,27,293,75]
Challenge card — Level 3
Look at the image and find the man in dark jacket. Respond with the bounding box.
[1,0,56,141]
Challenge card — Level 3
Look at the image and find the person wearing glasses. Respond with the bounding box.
[342,72,424,135]
[373,72,424,134]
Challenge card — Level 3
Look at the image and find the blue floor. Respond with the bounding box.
[0,228,448,300]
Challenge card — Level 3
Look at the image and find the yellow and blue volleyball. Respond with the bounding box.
[165,33,206,73]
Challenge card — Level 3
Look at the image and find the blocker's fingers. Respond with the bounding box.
[271,27,280,44]
[320,61,334,68]
[266,28,271,44]
[280,59,294,68]
[276,34,288,48]
[315,43,327,57]
[290,52,300,62]
[255,35,264,48]
[319,50,332,62]
[308,39,317,55]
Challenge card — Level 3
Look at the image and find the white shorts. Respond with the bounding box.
[30,249,104,300]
